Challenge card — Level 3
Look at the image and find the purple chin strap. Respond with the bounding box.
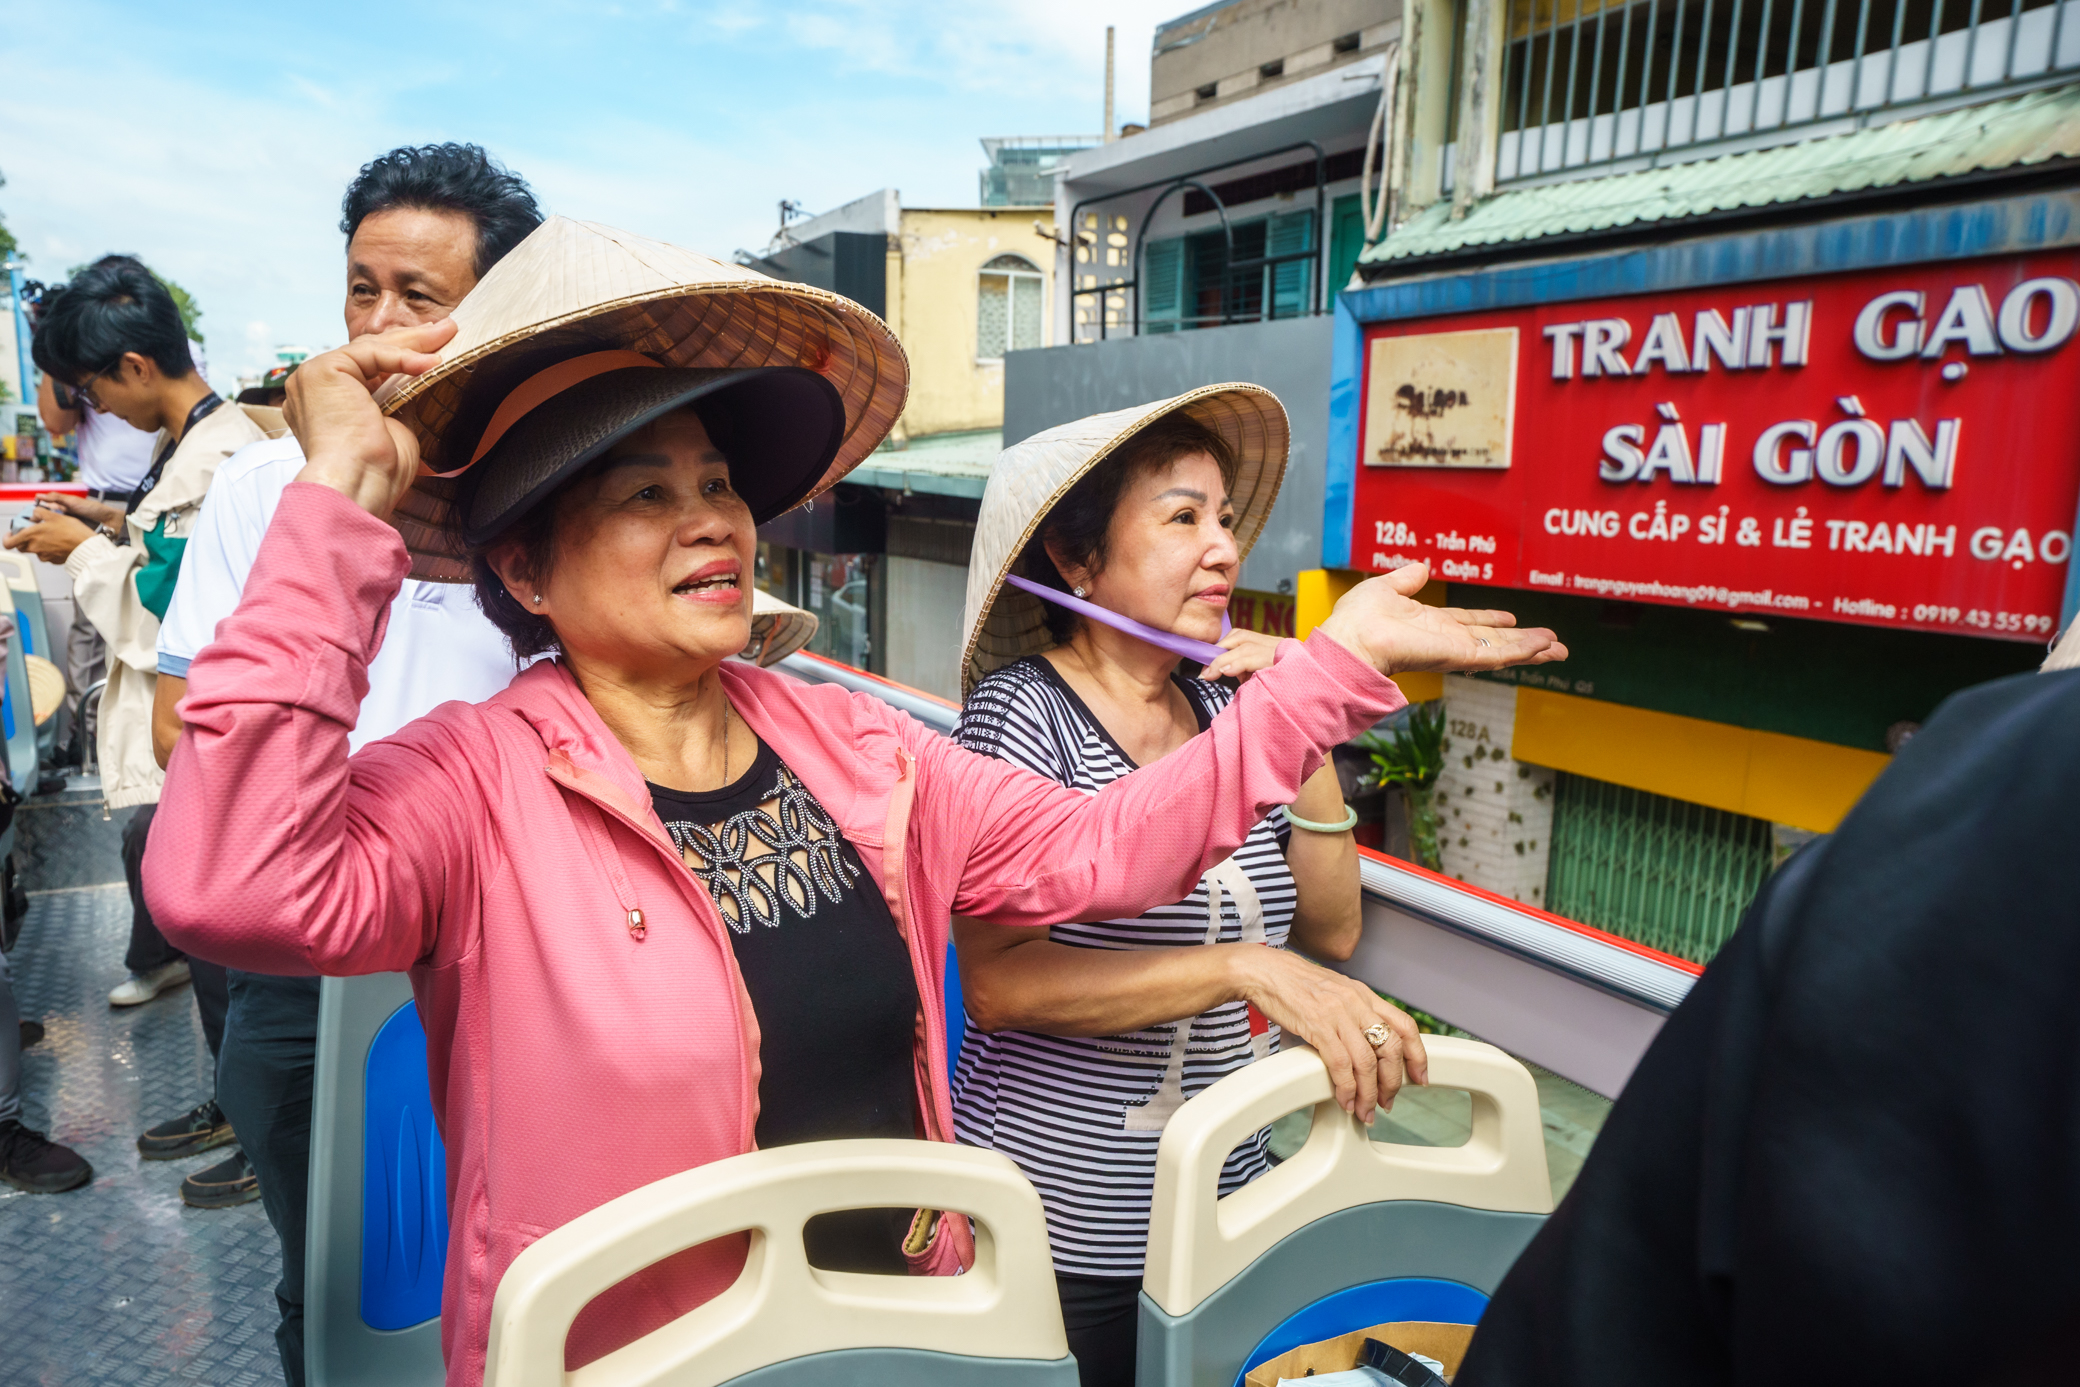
[1003,574,1232,665]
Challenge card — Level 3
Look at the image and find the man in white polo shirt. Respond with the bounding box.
[150,142,540,1387]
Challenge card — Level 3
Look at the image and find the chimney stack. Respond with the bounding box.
[1104,26,1116,142]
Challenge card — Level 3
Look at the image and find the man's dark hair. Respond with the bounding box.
[1017,413,1240,645]
[30,255,195,386]
[340,144,543,278]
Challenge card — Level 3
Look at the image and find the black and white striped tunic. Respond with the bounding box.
[952,656,1297,1277]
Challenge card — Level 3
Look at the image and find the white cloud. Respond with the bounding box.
[0,0,1193,393]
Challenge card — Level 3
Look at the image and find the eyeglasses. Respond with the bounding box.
[68,358,124,412]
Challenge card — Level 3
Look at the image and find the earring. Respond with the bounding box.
[1072,586,1086,598]
[532,594,542,605]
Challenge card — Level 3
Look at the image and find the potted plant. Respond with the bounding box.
[1355,702,1445,872]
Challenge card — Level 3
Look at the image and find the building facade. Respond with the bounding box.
[1007,0,2080,964]
[748,182,1062,700]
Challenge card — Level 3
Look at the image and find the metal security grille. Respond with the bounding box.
[1546,772,1774,962]
[1500,0,2080,182]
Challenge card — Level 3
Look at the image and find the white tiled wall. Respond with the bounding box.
[1435,675,1556,908]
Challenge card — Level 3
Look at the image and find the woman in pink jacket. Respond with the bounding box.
[144,224,1565,1384]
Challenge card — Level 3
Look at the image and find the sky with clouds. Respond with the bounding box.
[2,0,1190,388]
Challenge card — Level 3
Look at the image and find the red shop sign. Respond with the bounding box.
[1349,251,2080,641]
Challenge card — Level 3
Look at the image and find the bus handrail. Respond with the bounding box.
[1358,852,1700,1015]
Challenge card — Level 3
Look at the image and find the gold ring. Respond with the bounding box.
[1363,1023,1392,1049]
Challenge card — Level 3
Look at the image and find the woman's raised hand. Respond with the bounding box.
[288,320,457,520]
[1316,561,1567,675]
[1199,628,1282,683]
[1234,946,1427,1122]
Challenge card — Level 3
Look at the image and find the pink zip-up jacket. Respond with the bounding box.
[145,483,1406,1385]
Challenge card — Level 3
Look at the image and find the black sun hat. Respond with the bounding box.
[453,350,845,547]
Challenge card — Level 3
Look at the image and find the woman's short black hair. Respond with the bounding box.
[340,144,543,279]
[30,255,194,386]
[1017,412,1240,645]
[470,478,563,660]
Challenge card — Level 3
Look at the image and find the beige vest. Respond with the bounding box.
[65,402,282,809]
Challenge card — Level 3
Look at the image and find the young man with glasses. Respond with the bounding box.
[7,255,276,1202]
[37,337,207,777]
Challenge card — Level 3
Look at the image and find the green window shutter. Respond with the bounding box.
[1266,210,1315,320]
[1545,773,1774,964]
[1142,237,1184,333]
[1328,193,1366,301]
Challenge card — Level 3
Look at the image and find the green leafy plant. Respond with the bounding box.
[1356,701,1445,871]
[0,169,19,262]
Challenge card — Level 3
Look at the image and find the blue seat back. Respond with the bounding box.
[1135,1043,1554,1387]
[359,1000,451,1330]
[1234,1277,1490,1384]
[306,974,447,1387]
[2,625,37,791]
[943,940,965,1075]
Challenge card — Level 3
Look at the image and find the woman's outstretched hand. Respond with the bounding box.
[288,320,456,520]
[1315,562,1567,675]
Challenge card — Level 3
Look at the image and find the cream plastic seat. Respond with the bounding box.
[485,1138,1079,1387]
[1136,1038,1553,1386]
[0,550,53,680]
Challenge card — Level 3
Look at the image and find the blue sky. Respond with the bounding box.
[2,0,1184,388]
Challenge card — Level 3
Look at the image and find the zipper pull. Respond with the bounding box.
[627,908,646,941]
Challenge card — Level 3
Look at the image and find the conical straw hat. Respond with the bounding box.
[379,216,909,580]
[743,587,818,668]
[960,384,1288,697]
[25,654,64,727]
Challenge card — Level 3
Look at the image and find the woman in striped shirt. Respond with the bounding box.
[953,388,1429,1387]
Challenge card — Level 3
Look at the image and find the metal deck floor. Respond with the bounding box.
[1,885,286,1387]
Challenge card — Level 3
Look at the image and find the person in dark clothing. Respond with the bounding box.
[121,803,241,1197]
[214,972,320,1374]
[1458,664,2080,1387]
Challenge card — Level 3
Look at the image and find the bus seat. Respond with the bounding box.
[1136,1039,1552,1387]
[484,1139,1080,1387]
[0,551,53,677]
[306,973,449,1387]
[2,637,39,793]
[943,939,965,1075]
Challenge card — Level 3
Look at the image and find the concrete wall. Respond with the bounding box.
[1435,676,1556,908]
[887,208,1058,441]
[883,555,969,702]
[1003,314,1334,593]
[1152,0,1400,123]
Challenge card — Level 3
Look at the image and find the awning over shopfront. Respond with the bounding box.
[1362,81,2080,270]
[848,428,1000,499]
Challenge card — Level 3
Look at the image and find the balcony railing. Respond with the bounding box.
[1066,142,1329,344]
[1498,0,2080,183]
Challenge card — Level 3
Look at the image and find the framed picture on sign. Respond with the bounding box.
[1363,326,1519,469]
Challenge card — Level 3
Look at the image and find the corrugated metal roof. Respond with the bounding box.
[1362,82,2080,267]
